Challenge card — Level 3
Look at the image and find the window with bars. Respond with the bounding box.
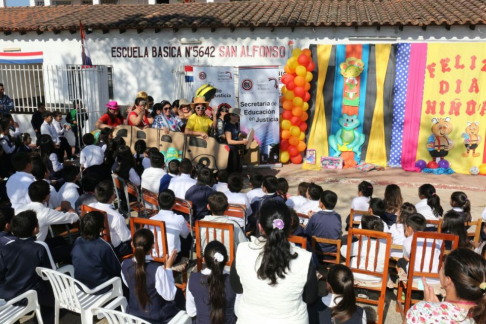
[66,65,114,101]
[53,0,72,4]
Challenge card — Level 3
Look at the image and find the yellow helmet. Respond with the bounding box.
[195,84,217,102]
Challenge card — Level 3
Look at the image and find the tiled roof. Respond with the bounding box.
[1,0,485,32]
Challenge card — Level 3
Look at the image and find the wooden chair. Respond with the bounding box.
[288,235,307,250]
[349,209,371,229]
[224,204,246,225]
[81,205,112,244]
[311,236,341,265]
[112,173,143,218]
[141,188,160,218]
[345,228,392,324]
[466,218,483,243]
[425,219,442,230]
[396,232,459,318]
[173,198,193,229]
[194,220,235,272]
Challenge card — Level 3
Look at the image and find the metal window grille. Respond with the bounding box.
[101,0,118,3]
[107,66,114,99]
[82,0,93,4]
[35,1,45,5]
[53,1,72,5]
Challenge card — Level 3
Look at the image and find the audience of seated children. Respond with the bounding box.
[89,180,132,257]
[389,202,416,258]
[224,173,252,225]
[185,168,216,222]
[71,211,121,292]
[346,181,374,230]
[169,158,197,199]
[245,172,265,203]
[115,145,141,187]
[415,183,443,231]
[75,173,99,213]
[363,198,390,233]
[159,159,180,193]
[52,111,72,161]
[0,210,55,324]
[80,133,104,169]
[341,216,386,282]
[15,133,33,153]
[57,164,81,208]
[0,207,15,250]
[141,151,166,193]
[276,178,289,201]
[440,211,471,250]
[382,184,403,227]
[121,229,181,323]
[286,181,310,211]
[248,175,282,228]
[150,189,191,264]
[202,192,247,253]
[186,241,237,324]
[39,134,63,180]
[447,191,471,223]
[6,152,35,211]
[40,111,60,147]
[297,182,324,216]
[316,264,366,324]
[304,190,342,259]
[212,169,229,192]
[31,156,60,209]
[0,118,15,174]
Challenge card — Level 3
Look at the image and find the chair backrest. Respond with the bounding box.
[173,198,193,230]
[0,290,41,324]
[141,188,160,218]
[195,220,234,271]
[349,209,371,228]
[426,219,442,230]
[112,173,129,207]
[129,218,169,263]
[346,228,392,281]
[288,235,307,250]
[224,204,246,220]
[93,307,150,324]
[81,205,112,243]
[408,231,458,280]
[466,218,483,243]
[311,236,341,264]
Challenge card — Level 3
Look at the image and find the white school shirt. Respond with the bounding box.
[121,255,176,301]
[286,195,308,211]
[49,153,63,172]
[80,145,104,168]
[390,223,405,258]
[0,134,15,154]
[341,236,388,281]
[58,182,80,208]
[40,121,60,145]
[150,210,189,256]
[6,171,35,211]
[88,202,131,248]
[246,188,265,203]
[351,196,370,221]
[297,199,321,214]
[16,202,79,241]
[9,126,20,138]
[415,199,439,227]
[225,191,252,218]
[403,234,442,284]
[212,182,228,193]
[141,167,166,193]
[43,179,60,209]
[52,120,66,138]
[321,294,367,324]
[168,174,197,199]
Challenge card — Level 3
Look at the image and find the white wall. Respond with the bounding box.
[1,25,486,106]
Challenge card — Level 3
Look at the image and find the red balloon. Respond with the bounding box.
[290,154,303,164]
[294,87,305,98]
[288,146,299,157]
[304,92,311,102]
[286,81,296,91]
[290,116,301,126]
[299,122,308,132]
[307,61,316,71]
[280,139,290,151]
[298,54,310,66]
[282,110,293,120]
[427,161,438,169]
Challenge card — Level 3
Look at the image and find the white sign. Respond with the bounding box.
[238,66,280,164]
[193,66,236,111]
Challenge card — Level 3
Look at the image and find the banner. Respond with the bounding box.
[239,66,280,164]
[192,66,236,111]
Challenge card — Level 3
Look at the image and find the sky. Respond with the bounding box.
[7,0,30,6]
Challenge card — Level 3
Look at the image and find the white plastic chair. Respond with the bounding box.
[36,266,124,324]
[0,290,43,324]
[168,311,192,324]
[93,296,149,324]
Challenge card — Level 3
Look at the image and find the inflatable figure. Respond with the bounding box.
[427,117,454,161]
[340,58,364,107]
[162,147,183,163]
[461,122,481,157]
[328,114,366,159]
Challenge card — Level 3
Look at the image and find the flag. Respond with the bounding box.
[80,21,93,66]
[185,66,193,82]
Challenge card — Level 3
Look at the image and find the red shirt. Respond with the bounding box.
[128,111,149,127]
[98,113,123,127]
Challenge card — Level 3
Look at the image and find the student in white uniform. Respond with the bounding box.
[225,173,252,226]
[141,151,166,193]
[246,172,265,203]
[168,158,196,199]
[346,181,374,230]
[389,203,416,258]
[297,182,323,216]
[286,182,310,212]
[212,169,229,192]
[415,184,443,230]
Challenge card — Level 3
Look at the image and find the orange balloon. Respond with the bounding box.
[294,76,306,87]
[284,65,291,74]
[297,141,306,152]
[300,111,309,122]
[289,136,299,146]
[288,145,299,157]
[281,130,290,139]
[302,49,312,57]
[283,100,293,111]
[292,107,303,117]
[304,82,311,91]
[291,154,303,164]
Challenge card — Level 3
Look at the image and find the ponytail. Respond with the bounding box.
[132,229,153,311]
[203,241,228,324]
[451,191,471,222]
[358,181,373,198]
[419,184,443,217]
[327,264,357,323]
[257,200,297,286]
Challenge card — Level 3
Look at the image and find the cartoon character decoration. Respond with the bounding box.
[427,117,454,162]
[340,57,365,107]
[461,122,481,157]
[328,114,366,168]
[161,147,183,163]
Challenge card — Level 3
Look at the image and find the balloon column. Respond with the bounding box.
[279,48,314,164]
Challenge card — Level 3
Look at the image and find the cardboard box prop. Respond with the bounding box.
[244,141,260,165]
[184,135,229,170]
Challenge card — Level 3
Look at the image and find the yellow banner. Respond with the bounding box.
[416,43,486,174]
